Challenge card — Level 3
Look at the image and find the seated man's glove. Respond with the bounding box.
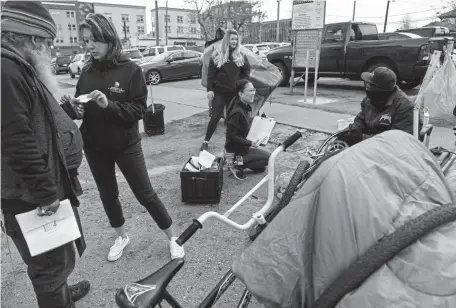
[338,125,364,146]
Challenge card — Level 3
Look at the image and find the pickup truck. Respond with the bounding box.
[266,21,430,89]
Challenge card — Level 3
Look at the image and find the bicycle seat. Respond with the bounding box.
[115,258,185,308]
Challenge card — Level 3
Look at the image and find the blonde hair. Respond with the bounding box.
[212,29,244,68]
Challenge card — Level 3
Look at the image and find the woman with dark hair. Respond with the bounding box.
[60,13,184,261]
[200,29,250,151]
[225,79,270,180]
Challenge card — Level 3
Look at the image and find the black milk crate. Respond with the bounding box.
[180,157,223,204]
[143,104,165,136]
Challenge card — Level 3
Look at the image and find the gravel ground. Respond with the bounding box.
[1,111,329,308]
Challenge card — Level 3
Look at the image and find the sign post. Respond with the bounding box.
[291,0,326,104]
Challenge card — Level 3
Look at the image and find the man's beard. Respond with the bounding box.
[26,45,61,101]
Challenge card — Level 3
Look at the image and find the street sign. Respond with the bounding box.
[292,29,322,68]
[292,0,325,30]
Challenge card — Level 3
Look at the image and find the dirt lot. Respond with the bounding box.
[1,111,329,308]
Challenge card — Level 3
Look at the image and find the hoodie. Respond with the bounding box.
[63,54,147,152]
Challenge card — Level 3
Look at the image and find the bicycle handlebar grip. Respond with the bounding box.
[282,131,302,150]
[176,219,202,246]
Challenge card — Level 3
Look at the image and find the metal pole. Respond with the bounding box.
[276,0,281,42]
[383,0,390,33]
[352,0,356,20]
[304,50,309,103]
[165,0,168,45]
[155,0,159,45]
[313,49,320,105]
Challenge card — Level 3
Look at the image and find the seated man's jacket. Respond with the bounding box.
[352,86,414,136]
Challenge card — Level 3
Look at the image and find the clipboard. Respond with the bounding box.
[246,116,276,145]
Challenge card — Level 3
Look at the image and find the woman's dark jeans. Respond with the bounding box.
[84,141,172,230]
[2,201,76,308]
[242,148,270,172]
[205,92,237,141]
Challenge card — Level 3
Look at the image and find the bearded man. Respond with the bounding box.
[1,1,90,307]
[338,67,415,146]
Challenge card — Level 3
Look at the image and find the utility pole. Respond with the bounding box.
[165,0,168,45]
[276,0,281,42]
[383,0,391,33]
[352,0,356,21]
[155,0,159,45]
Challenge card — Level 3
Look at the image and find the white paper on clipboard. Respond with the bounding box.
[246,116,276,145]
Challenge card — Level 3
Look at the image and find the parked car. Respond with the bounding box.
[51,56,71,75]
[141,45,186,61]
[243,44,270,58]
[124,48,144,64]
[139,50,203,85]
[379,32,423,40]
[69,53,90,78]
[266,21,430,89]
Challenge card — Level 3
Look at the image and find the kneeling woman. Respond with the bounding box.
[225,79,270,180]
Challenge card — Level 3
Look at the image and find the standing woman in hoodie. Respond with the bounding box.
[60,13,184,261]
[200,29,250,151]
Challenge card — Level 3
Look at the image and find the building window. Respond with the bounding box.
[121,14,129,22]
[177,26,184,33]
[57,24,62,30]
[70,37,73,43]
[73,37,78,43]
[177,16,183,23]
[190,17,196,24]
[126,26,130,34]
[66,11,70,18]
[137,26,145,34]
[72,25,76,31]
[165,14,170,22]
[189,27,197,33]
[166,26,171,33]
[71,11,75,18]
[68,24,72,30]
[137,15,144,22]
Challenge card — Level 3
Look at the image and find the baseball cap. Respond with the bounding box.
[361,67,397,92]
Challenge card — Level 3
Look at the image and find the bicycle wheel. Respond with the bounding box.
[248,160,310,241]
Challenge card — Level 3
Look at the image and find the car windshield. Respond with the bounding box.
[244,46,253,51]
[126,50,143,59]
[150,51,173,62]
[267,44,280,49]
[397,32,423,39]
[57,56,70,64]
[168,46,183,51]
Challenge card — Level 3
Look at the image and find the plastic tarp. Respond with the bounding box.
[415,53,456,125]
[232,130,456,308]
[201,41,283,116]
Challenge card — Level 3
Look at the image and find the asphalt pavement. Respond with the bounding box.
[56,75,455,149]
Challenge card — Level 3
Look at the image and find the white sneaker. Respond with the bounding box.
[107,236,130,262]
[169,237,185,259]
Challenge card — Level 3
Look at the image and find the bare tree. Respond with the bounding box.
[186,0,267,42]
[399,14,414,30]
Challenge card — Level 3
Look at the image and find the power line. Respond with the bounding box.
[328,8,437,19]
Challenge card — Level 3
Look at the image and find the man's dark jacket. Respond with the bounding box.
[1,43,83,213]
[352,86,415,136]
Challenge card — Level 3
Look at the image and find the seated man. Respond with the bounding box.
[339,67,415,146]
[225,79,270,180]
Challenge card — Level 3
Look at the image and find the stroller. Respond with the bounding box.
[232,129,456,308]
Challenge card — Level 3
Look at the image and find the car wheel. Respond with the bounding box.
[69,69,75,78]
[77,67,81,75]
[398,80,421,90]
[273,61,290,87]
[147,70,161,85]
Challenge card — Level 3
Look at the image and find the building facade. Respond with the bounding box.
[93,2,146,47]
[246,18,292,44]
[150,7,203,46]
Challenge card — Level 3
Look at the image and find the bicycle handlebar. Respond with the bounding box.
[176,219,202,246]
[176,131,303,246]
[282,131,302,150]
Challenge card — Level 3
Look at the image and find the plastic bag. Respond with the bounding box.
[416,55,456,125]
[201,41,283,116]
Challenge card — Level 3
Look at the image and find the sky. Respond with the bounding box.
[82,0,451,33]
